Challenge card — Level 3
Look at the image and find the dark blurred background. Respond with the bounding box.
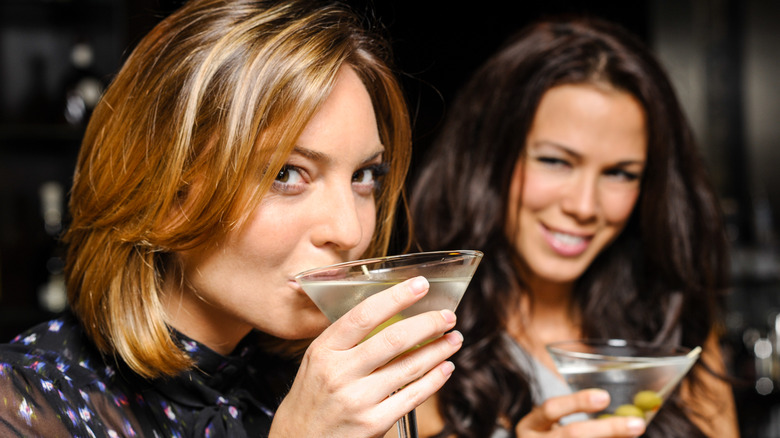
[0,0,778,435]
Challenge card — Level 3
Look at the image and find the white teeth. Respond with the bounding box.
[551,231,584,246]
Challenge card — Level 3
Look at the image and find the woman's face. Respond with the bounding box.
[168,67,384,352]
[506,83,647,291]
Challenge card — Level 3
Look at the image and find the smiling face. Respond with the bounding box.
[165,67,385,353]
[506,83,647,292]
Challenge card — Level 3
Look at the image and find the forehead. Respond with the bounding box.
[529,83,647,161]
[295,67,383,158]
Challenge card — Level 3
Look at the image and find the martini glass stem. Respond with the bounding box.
[396,408,418,438]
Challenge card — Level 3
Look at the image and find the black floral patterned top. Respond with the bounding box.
[0,312,299,437]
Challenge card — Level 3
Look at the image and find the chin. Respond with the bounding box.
[535,265,587,286]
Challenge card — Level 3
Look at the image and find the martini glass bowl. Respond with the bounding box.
[546,339,701,424]
[295,250,483,438]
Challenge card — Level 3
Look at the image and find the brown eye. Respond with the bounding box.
[538,157,570,169]
[276,167,292,183]
[272,165,306,194]
[605,168,642,182]
[352,168,373,184]
[275,166,303,184]
[352,163,389,196]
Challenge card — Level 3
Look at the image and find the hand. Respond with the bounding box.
[515,389,647,437]
[270,276,463,438]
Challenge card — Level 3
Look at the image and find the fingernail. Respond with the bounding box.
[440,309,456,324]
[441,361,455,377]
[445,330,463,345]
[626,417,646,435]
[589,389,610,405]
[410,276,429,295]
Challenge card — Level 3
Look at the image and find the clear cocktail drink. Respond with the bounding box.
[547,339,700,423]
[299,277,472,322]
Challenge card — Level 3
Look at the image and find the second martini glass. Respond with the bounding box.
[295,250,483,438]
[546,339,701,425]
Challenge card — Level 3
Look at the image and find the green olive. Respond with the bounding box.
[614,404,645,419]
[633,390,663,412]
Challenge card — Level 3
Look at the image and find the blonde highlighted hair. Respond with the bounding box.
[65,0,411,378]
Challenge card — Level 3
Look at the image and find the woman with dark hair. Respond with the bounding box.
[409,17,738,437]
[0,0,462,436]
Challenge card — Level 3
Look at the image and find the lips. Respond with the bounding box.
[541,224,592,257]
[288,279,306,293]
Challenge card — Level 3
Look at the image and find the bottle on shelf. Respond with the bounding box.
[37,181,67,313]
[61,40,105,127]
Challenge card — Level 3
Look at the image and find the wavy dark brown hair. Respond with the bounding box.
[410,17,729,438]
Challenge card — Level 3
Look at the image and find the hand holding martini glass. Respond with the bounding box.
[295,250,483,438]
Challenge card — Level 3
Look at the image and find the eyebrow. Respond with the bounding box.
[291,145,385,165]
[532,140,645,166]
[292,146,328,162]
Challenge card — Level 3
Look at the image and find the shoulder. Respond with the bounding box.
[0,312,123,390]
[0,314,131,435]
[0,312,104,386]
[2,312,104,377]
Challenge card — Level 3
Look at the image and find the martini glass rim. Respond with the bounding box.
[546,338,701,363]
[294,249,484,280]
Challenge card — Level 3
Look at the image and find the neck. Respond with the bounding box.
[162,274,252,356]
[526,275,574,310]
[509,277,581,351]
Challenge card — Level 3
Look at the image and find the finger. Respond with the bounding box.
[378,359,457,423]
[323,276,429,350]
[523,389,611,430]
[560,416,647,438]
[352,308,459,376]
[367,328,463,398]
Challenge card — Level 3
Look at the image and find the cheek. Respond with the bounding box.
[507,166,557,232]
[602,189,640,225]
[519,170,562,211]
[358,198,377,252]
[236,202,304,259]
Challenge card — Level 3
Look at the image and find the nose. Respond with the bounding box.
[560,173,599,222]
[311,184,365,251]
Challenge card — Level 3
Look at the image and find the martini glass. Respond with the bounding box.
[295,250,483,438]
[546,339,701,425]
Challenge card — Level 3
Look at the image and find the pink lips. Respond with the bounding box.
[541,224,592,257]
[290,265,347,293]
[288,279,306,293]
